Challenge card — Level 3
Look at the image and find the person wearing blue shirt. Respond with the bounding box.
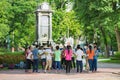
[93,46,99,72]
[32,45,40,73]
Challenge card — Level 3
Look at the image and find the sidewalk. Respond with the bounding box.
[0,67,120,80]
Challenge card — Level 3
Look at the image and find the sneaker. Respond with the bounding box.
[36,71,40,73]
[44,70,46,73]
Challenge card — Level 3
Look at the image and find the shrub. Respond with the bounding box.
[0,52,25,64]
[0,48,6,52]
[114,52,120,58]
[110,51,120,60]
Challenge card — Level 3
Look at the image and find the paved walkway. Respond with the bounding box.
[0,63,120,80]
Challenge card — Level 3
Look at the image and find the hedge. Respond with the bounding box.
[0,52,25,64]
[110,51,120,60]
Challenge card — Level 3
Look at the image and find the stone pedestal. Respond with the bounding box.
[35,2,53,46]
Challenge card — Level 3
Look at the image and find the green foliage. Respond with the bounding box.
[52,10,81,43]
[0,0,79,48]
[112,51,120,59]
[49,0,69,10]
[0,0,119,54]
[73,0,120,57]
[0,1,10,39]
[8,0,37,47]
[100,59,120,64]
[110,52,120,62]
[0,0,40,48]
[0,48,6,52]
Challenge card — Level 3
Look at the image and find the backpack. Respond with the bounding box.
[0,64,4,68]
[20,61,25,69]
[8,64,15,69]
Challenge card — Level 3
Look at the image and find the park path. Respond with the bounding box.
[0,62,120,80]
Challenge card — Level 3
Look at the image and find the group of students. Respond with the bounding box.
[24,43,98,73]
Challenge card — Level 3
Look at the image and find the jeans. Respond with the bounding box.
[93,59,97,71]
[55,61,61,70]
[33,59,39,72]
[88,59,94,71]
[66,60,71,73]
[26,59,33,69]
[41,58,46,70]
[76,60,83,72]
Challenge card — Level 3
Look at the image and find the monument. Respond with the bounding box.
[35,2,53,46]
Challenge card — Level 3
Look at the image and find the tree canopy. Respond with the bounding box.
[73,0,120,57]
[0,0,120,57]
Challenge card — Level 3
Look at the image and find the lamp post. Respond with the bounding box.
[6,35,10,51]
[12,31,15,52]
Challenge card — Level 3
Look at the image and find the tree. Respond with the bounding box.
[7,0,38,48]
[52,9,81,44]
[0,1,10,47]
[73,0,120,57]
[49,0,81,44]
[111,0,120,51]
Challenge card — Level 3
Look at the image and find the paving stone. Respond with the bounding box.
[0,68,120,80]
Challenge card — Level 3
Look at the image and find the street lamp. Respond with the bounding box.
[12,31,15,52]
[68,26,69,38]
[6,35,10,51]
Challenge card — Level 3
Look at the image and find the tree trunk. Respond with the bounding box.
[99,26,109,57]
[108,32,114,56]
[115,26,120,51]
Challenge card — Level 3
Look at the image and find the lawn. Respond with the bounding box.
[100,59,120,64]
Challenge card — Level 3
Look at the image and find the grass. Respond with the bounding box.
[0,52,4,54]
[98,56,106,59]
[0,67,8,71]
[100,51,120,64]
[100,59,120,64]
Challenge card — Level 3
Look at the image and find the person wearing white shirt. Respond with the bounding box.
[26,46,33,73]
[75,45,84,73]
[44,46,53,73]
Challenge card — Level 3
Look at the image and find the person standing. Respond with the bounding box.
[61,46,66,70]
[93,46,99,72]
[44,45,53,73]
[26,46,33,73]
[64,45,73,73]
[86,45,94,72]
[32,45,40,73]
[75,45,84,73]
[25,47,29,72]
[39,46,46,70]
[54,46,61,73]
